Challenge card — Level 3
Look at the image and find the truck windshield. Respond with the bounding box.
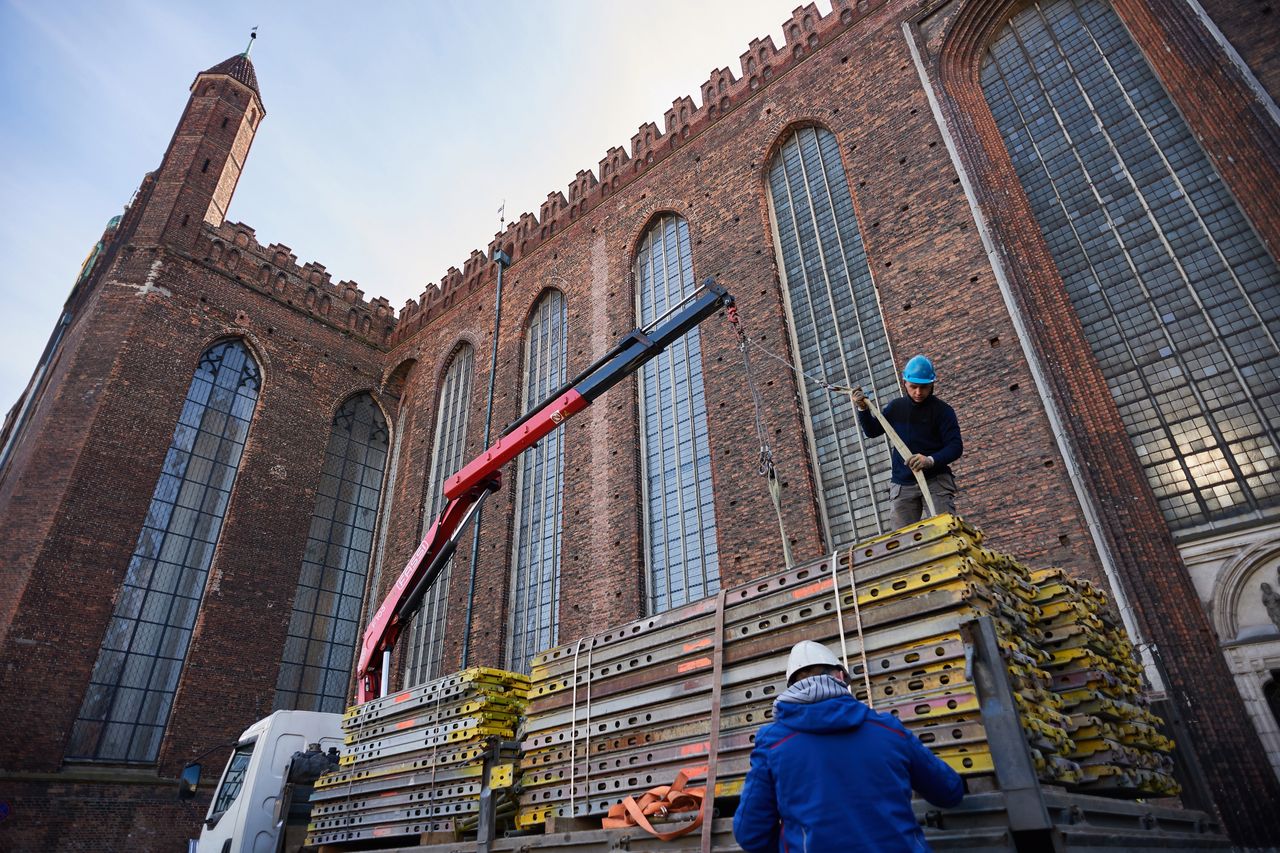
[210,742,255,815]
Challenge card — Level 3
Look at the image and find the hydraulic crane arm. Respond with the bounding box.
[356,280,734,702]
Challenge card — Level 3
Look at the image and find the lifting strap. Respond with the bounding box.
[726,305,794,568]
[830,549,875,708]
[568,636,594,818]
[700,589,727,853]
[601,769,706,840]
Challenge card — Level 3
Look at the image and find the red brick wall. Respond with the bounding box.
[0,776,207,852]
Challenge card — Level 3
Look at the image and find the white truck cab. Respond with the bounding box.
[184,710,343,853]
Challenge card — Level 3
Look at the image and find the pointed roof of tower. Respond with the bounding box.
[202,52,260,99]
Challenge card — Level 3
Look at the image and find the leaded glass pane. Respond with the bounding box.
[508,291,568,672]
[636,215,720,613]
[980,0,1280,532]
[767,125,898,546]
[403,345,473,685]
[67,339,260,762]
[274,395,389,713]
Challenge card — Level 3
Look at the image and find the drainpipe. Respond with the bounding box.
[461,248,510,667]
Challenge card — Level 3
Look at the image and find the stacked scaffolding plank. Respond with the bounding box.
[306,667,528,848]
[1031,568,1180,796]
[964,549,1082,787]
[516,514,1103,829]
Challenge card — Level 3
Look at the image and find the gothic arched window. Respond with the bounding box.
[980,0,1280,531]
[403,344,473,685]
[766,124,897,547]
[508,291,568,672]
[274,394,389,712]
[68,339,261,762]
[635,214,719,613]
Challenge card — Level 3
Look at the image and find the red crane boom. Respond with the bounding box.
[356,280,733,702]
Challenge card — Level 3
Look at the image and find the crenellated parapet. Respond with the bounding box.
[700,68,742,123]
[387,252,499,347]
[664,96,698,145]
[598,145,631,195]
[568,169,598,205]
[462,249,487,280]
[203,220,397,344]
[539,192,569,240]
[388,0,876,350]
[630,121,664,167]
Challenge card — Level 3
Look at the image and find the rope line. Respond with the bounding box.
[569,637,587,816]
[583,641,593,815]
[726,307,795,567]
[567,637,595,818]
[828,548,874,708]
[830,551,851,675]
[845,548,876,708]
[742,334,857,396]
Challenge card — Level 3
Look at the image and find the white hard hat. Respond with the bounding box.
[785,640,843,684]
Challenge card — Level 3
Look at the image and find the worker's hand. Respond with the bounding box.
[851,387,870,411]
[907,453,934,472]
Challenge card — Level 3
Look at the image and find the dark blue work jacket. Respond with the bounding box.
[733,693,964,853]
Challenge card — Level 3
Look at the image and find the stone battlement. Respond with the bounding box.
[204,220,396,345]
[391,248,496,345]
[387,0,872,347]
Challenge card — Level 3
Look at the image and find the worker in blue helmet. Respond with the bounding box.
[851,355,963,528]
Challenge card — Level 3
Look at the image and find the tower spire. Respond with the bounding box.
[243,27,257,58]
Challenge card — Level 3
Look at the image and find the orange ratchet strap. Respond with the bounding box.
[601,770,706,841]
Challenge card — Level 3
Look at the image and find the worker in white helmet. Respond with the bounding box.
[852,354,963,529]
[733,640,963,852]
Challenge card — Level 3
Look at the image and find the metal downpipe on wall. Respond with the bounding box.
[461,249,510,668]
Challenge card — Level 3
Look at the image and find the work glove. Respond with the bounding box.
[851,387,870,411]
[907,454,934,472]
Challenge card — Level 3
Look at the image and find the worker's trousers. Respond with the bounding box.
[889,471,957,529]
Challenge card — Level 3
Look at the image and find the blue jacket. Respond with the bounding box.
[857,395,962,486]
[732,692,963,853]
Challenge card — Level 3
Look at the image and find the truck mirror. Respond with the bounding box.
[178,763,202,800]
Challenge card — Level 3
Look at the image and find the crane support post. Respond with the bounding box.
[355,279,732,703]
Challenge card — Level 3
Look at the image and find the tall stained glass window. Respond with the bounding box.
[508,291,568,672]
[767,125,898,546]
[275,394,389,712]
[981,0,1280,530]
[403,344,473,685]
[636,214,719,613]
[68,339,260,762]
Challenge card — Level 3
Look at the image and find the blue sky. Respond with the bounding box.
[0,0,830,411]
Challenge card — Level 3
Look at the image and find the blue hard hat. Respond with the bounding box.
[902,355,936,384]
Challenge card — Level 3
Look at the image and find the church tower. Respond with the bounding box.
[131,38,265,248]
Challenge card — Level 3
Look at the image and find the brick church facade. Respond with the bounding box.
[2,0,1279,847]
